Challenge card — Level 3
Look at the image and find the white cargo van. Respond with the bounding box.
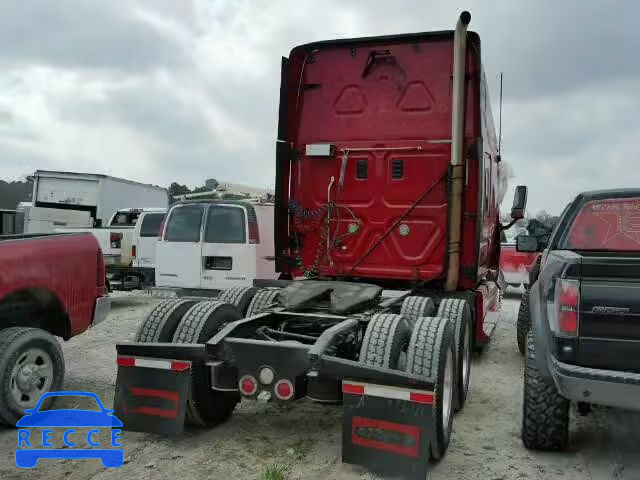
[155,200,276,295]
[131,208,166,270]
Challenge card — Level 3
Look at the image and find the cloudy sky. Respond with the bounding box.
[0,0,637,213]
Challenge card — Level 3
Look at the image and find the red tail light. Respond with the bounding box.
[131,245,137,258]
[249,222,260,244]
[275,379,294,400]
[555,278,580,335]
[239,375,257,396]
[110,232,122,249]
[157,219,165,240]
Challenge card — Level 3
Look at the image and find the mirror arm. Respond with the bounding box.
[500,219,519,231]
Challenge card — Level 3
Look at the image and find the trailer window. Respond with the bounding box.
[139,213,166,238]
[204,206,246,244]
[165,205,203,242]
[562,198,640,251]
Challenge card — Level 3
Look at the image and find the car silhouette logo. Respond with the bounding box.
[15,391,124,468]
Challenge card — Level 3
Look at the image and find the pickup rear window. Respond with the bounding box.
[204,206,246,244]
[111,211,141,226]
[563,198,640,251]
[165,205,203,242]
[139,213,165,238]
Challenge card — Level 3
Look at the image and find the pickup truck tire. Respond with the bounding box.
[400,296,436,327]
[135,299,198,343]
[359,314,411,369]
[245,288,281,317]
[516,290,530,355]
[437,298,472,412]
[173,301,243,427]
[217,286,258,316]
[405,316,455,461]
[0,327,65,426]
[522,330,569,451]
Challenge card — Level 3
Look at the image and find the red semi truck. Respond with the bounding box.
[114,12,526,478]
[0,233,110,425]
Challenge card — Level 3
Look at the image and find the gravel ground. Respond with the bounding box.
[1,290,639,479]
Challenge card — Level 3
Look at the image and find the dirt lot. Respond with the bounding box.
[2,290,639,479]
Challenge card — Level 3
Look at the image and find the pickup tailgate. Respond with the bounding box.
[578,255,640,372]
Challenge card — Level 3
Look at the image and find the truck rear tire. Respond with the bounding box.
[437,298,472,411]
[135,299,198,342]
[0,327,65,426]
[404,316,455,462]
[217,286,258,316]
[172,301,243,427]
[400,296,435,327]
[245,288,281,317]
[517,290,530,355]
[359,314,412,369]
[522,330,569,450]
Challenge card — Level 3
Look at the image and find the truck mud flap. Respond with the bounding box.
[342,380,433,480]
[114,356,191,435]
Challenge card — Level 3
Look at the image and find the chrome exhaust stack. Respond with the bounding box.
[445,11,471,292]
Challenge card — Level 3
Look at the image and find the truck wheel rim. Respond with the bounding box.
[10,348,54,408]
[462,326,471,388]
[442,348,454,435]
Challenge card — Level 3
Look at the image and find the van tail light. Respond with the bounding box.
[110,232,122,249]
[131,245,137,258]
[249,221,260,244]
[158,220,165,240]
[555,278,580,336]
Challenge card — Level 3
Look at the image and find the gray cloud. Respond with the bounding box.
[0,0,184,71]
[0,0,638,213]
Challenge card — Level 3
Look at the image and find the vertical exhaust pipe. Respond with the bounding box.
[445,11,471,292]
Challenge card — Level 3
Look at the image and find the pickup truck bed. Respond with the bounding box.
[0,233,110,425]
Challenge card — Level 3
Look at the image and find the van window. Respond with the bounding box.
[139,213,166,238]
[165,205,203,242]
[204,206,246,244]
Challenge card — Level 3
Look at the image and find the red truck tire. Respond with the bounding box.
[359,314,412,369]
[172,301,242,427]
[217,286,258,316]
[0,327,65,426]
[136,299,198,343]
[437,298,473,411]
[405,316,456,461]
[516,290,530,355]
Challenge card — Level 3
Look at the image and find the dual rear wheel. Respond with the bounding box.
[359,296,472,462]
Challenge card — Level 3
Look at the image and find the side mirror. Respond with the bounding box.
[511,185,528,220]
[516,235,539,253]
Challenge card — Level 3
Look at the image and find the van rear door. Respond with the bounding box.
[200,204,254,290]
[133,212,165,268]
[155,205,204,288]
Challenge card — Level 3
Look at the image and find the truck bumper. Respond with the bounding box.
[92,295,111,327]
[149,287,221,299]
[550,356,640,410]
[107,266,155,290]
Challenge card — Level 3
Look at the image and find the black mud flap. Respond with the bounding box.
[114,357,191,435]
[342,380,433,480]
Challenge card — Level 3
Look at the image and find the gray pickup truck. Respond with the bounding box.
[517,189,640,450]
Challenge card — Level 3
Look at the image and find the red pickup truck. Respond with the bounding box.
[0,233,110,425]
[500,241,538,288]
